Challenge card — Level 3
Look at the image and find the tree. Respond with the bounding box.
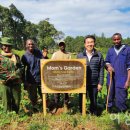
[0,5,11,36]
[23,21,38,43]
[64,36,84,52]
[38,19,63,49]
[0,5,64,50]
[9,4,26,49]
[39,36,55,49]
[65,36,74,52]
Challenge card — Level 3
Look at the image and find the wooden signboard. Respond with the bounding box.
[41,59,86,116]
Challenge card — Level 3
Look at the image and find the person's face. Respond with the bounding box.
[59,42,66,52]
[112,35,122,46]
[84,38,95,52]
[26,40,35,52]
[2,44,12,53]
[43,48,48,57]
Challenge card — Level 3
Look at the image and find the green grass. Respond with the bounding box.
[0,84,130,130]
[0,109,130,130]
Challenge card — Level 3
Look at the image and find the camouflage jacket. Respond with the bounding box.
[0,54,23,84]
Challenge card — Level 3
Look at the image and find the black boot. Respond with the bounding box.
[107,107,112,113]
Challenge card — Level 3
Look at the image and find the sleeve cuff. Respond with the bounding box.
[105,62,110,65]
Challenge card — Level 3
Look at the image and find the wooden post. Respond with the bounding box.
[63,95,68,113]
[43,93,47,117]
[106,71,112,112]
[82,93,86,116]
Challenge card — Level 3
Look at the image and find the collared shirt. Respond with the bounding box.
[86,50,94,62]
[51,50,71,59]
[114,45,125,55]
[114,45,130,70]
[106,45,130,70]
[21,49,43,84]
[105,44,130,88]
[106,45,125,64]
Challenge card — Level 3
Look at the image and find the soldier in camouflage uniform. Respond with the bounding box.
[0,37,23,113]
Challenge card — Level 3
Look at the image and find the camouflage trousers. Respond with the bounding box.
[0,83,21,113]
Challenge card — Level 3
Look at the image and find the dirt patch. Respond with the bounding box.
[120,123,130,130]
[0,122,28,130]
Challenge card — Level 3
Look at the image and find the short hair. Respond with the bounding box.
[42,46,48,52]
[84,35,96,43]
[43,46,48,49]
[25,39,35,50]
[112,33,122,39]
[26,39,34,45]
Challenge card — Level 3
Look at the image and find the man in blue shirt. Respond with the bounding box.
[21,39,43,111]
[105,33,130,113]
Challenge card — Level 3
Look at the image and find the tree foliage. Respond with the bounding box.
[38,19,57,48]
[0,4,130,51]
[0,4,63,50]
[64,35,130,53]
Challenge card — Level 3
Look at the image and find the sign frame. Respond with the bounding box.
[41,59,87,116]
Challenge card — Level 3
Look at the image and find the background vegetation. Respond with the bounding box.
[0,4,130,130]
[0,4,130,52]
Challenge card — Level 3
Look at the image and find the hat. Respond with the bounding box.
[58,40,65,46]
[0,37,13,46]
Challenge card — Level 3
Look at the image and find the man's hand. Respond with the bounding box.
[124,81,130,89]
[6,75,16,82]
[97,84,102,92]
[107,64,114,73]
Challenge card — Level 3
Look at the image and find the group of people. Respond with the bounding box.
[78,33,130,115]
[0,32,130,116]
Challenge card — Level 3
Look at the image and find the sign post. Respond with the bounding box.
[41,59,86,116]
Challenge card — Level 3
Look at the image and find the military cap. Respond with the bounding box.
[0,37,13,46]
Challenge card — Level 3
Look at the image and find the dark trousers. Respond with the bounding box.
[37,84,42,99]
[79,85,98,115]
[54,93,69,106]
[27,84,37,106]
[107,83,127,112]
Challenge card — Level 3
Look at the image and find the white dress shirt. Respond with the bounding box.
[86,50,94,62]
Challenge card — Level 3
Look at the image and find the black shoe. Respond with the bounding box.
[117,109,127,113]
[32,107,39,113]
[107,107,112,113]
